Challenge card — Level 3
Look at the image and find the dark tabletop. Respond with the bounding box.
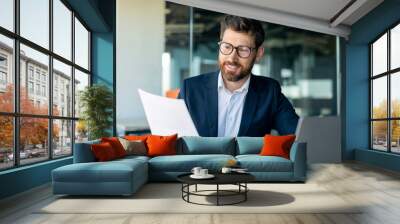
[177,172,255,185]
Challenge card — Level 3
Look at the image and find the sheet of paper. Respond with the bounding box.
[138,89,199,137]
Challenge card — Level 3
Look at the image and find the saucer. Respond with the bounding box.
[190,174,215,179]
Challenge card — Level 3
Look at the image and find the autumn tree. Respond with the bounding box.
[0,84,60,152]
[372,99,400,143]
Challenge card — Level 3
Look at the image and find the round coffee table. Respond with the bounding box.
[177,172,255,206]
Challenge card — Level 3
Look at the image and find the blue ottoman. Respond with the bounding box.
[52,156,148,196]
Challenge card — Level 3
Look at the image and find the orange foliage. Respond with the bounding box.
[0,84,60,149]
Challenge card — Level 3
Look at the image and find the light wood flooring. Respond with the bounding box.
[1,162,400,224]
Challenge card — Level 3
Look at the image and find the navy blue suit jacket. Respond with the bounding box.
[178,71,299,137]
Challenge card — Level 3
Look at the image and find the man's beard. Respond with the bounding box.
[219,59,255,82]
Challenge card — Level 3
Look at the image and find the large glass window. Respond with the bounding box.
[164,2,338,117]
[0,1,91,170]
[370,22,400,154]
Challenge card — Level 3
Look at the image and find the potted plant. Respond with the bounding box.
[79,84,113,140]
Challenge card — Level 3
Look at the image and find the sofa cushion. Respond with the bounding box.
[73,140,100,163]
[91,142,118,161]
[147,134,178,157]
[178,137,236,155]
[236,137,263,155]
[52,158,147,183]
[236,155,293,172]
[118,138,147,156]
[101,137,127,158]
[148,154,235,172]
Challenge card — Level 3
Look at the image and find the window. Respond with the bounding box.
[0,71,6,85]
[28,67,34,80]
[28,81,34,94]
[0,55,7,67]
[370,23,400,154]
[0,0,91,170]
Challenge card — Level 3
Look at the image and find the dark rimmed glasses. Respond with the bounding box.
[218,41,256,58]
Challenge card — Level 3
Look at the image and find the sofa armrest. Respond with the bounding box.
[73,140,100,163]
[289,142,307,181]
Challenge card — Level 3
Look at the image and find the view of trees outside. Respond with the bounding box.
[0,85,63,168]
[371,23,400,153]
[372,99,400,152]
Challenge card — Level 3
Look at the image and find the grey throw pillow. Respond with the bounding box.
[118,137,147,156]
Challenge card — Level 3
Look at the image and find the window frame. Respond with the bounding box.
[0,0,92,171]
[369,20,400,154]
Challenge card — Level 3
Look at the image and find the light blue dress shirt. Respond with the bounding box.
[217,72,251,137]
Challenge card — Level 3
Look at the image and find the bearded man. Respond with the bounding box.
[179,15,299,137]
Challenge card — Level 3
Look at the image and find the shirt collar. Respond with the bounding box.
[218,71,251,93]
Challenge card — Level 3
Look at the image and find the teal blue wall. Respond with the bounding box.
[0,158,72,199]
[345,0,400,171]
[92,32,114,87]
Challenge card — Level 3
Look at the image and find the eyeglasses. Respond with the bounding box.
[218,41,256,58]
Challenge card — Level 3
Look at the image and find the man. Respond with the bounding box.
[179,15,299,137]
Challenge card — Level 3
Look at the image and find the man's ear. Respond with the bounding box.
[255,46,264,62]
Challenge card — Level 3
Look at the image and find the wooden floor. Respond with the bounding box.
[1,162,400,224]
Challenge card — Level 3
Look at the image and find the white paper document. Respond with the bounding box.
[138,89,199,137]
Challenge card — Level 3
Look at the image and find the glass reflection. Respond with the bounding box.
[20,44,49,115]
[372,121,388,151]
[0,116,13,170]
[19,117,49,165]
[53,119,72,157]
[372,77,387,119]
[391,24,400,70]
[372,33,387,76]
[0,34,14,113]
[20,0,49,49]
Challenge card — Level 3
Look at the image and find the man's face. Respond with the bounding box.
[218,28,264,82]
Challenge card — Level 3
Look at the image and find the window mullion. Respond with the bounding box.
[13,0,21,167]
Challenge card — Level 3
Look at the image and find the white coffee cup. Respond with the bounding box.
[191,167,202,176]
[200,169,208,176]
[221,167,232,174]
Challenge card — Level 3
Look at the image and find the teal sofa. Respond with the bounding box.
[52,137,307,196]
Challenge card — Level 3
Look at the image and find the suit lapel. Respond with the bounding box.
[205,72,219,137]
[238,76,258,136]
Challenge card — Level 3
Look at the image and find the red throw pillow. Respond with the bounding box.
[146,134,178,157]
[101,137,127,158]
[91,142,117,161]
[259,134,296,159]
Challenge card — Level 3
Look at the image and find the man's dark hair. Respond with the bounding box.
[220,15,265,48]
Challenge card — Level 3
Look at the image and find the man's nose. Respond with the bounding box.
[226,48,239,61]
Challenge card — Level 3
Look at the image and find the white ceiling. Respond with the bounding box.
[167,0,384,38]
[224,0,353,23]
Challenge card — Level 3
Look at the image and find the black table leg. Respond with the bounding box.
[245,183,247,201]
[217,184,219,206]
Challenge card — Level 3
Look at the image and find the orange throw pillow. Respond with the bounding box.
[146,134,178,157]
[124,135,149,142]
[101,137,127,158]
[91,142,117,161]
[259,134,296,159]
